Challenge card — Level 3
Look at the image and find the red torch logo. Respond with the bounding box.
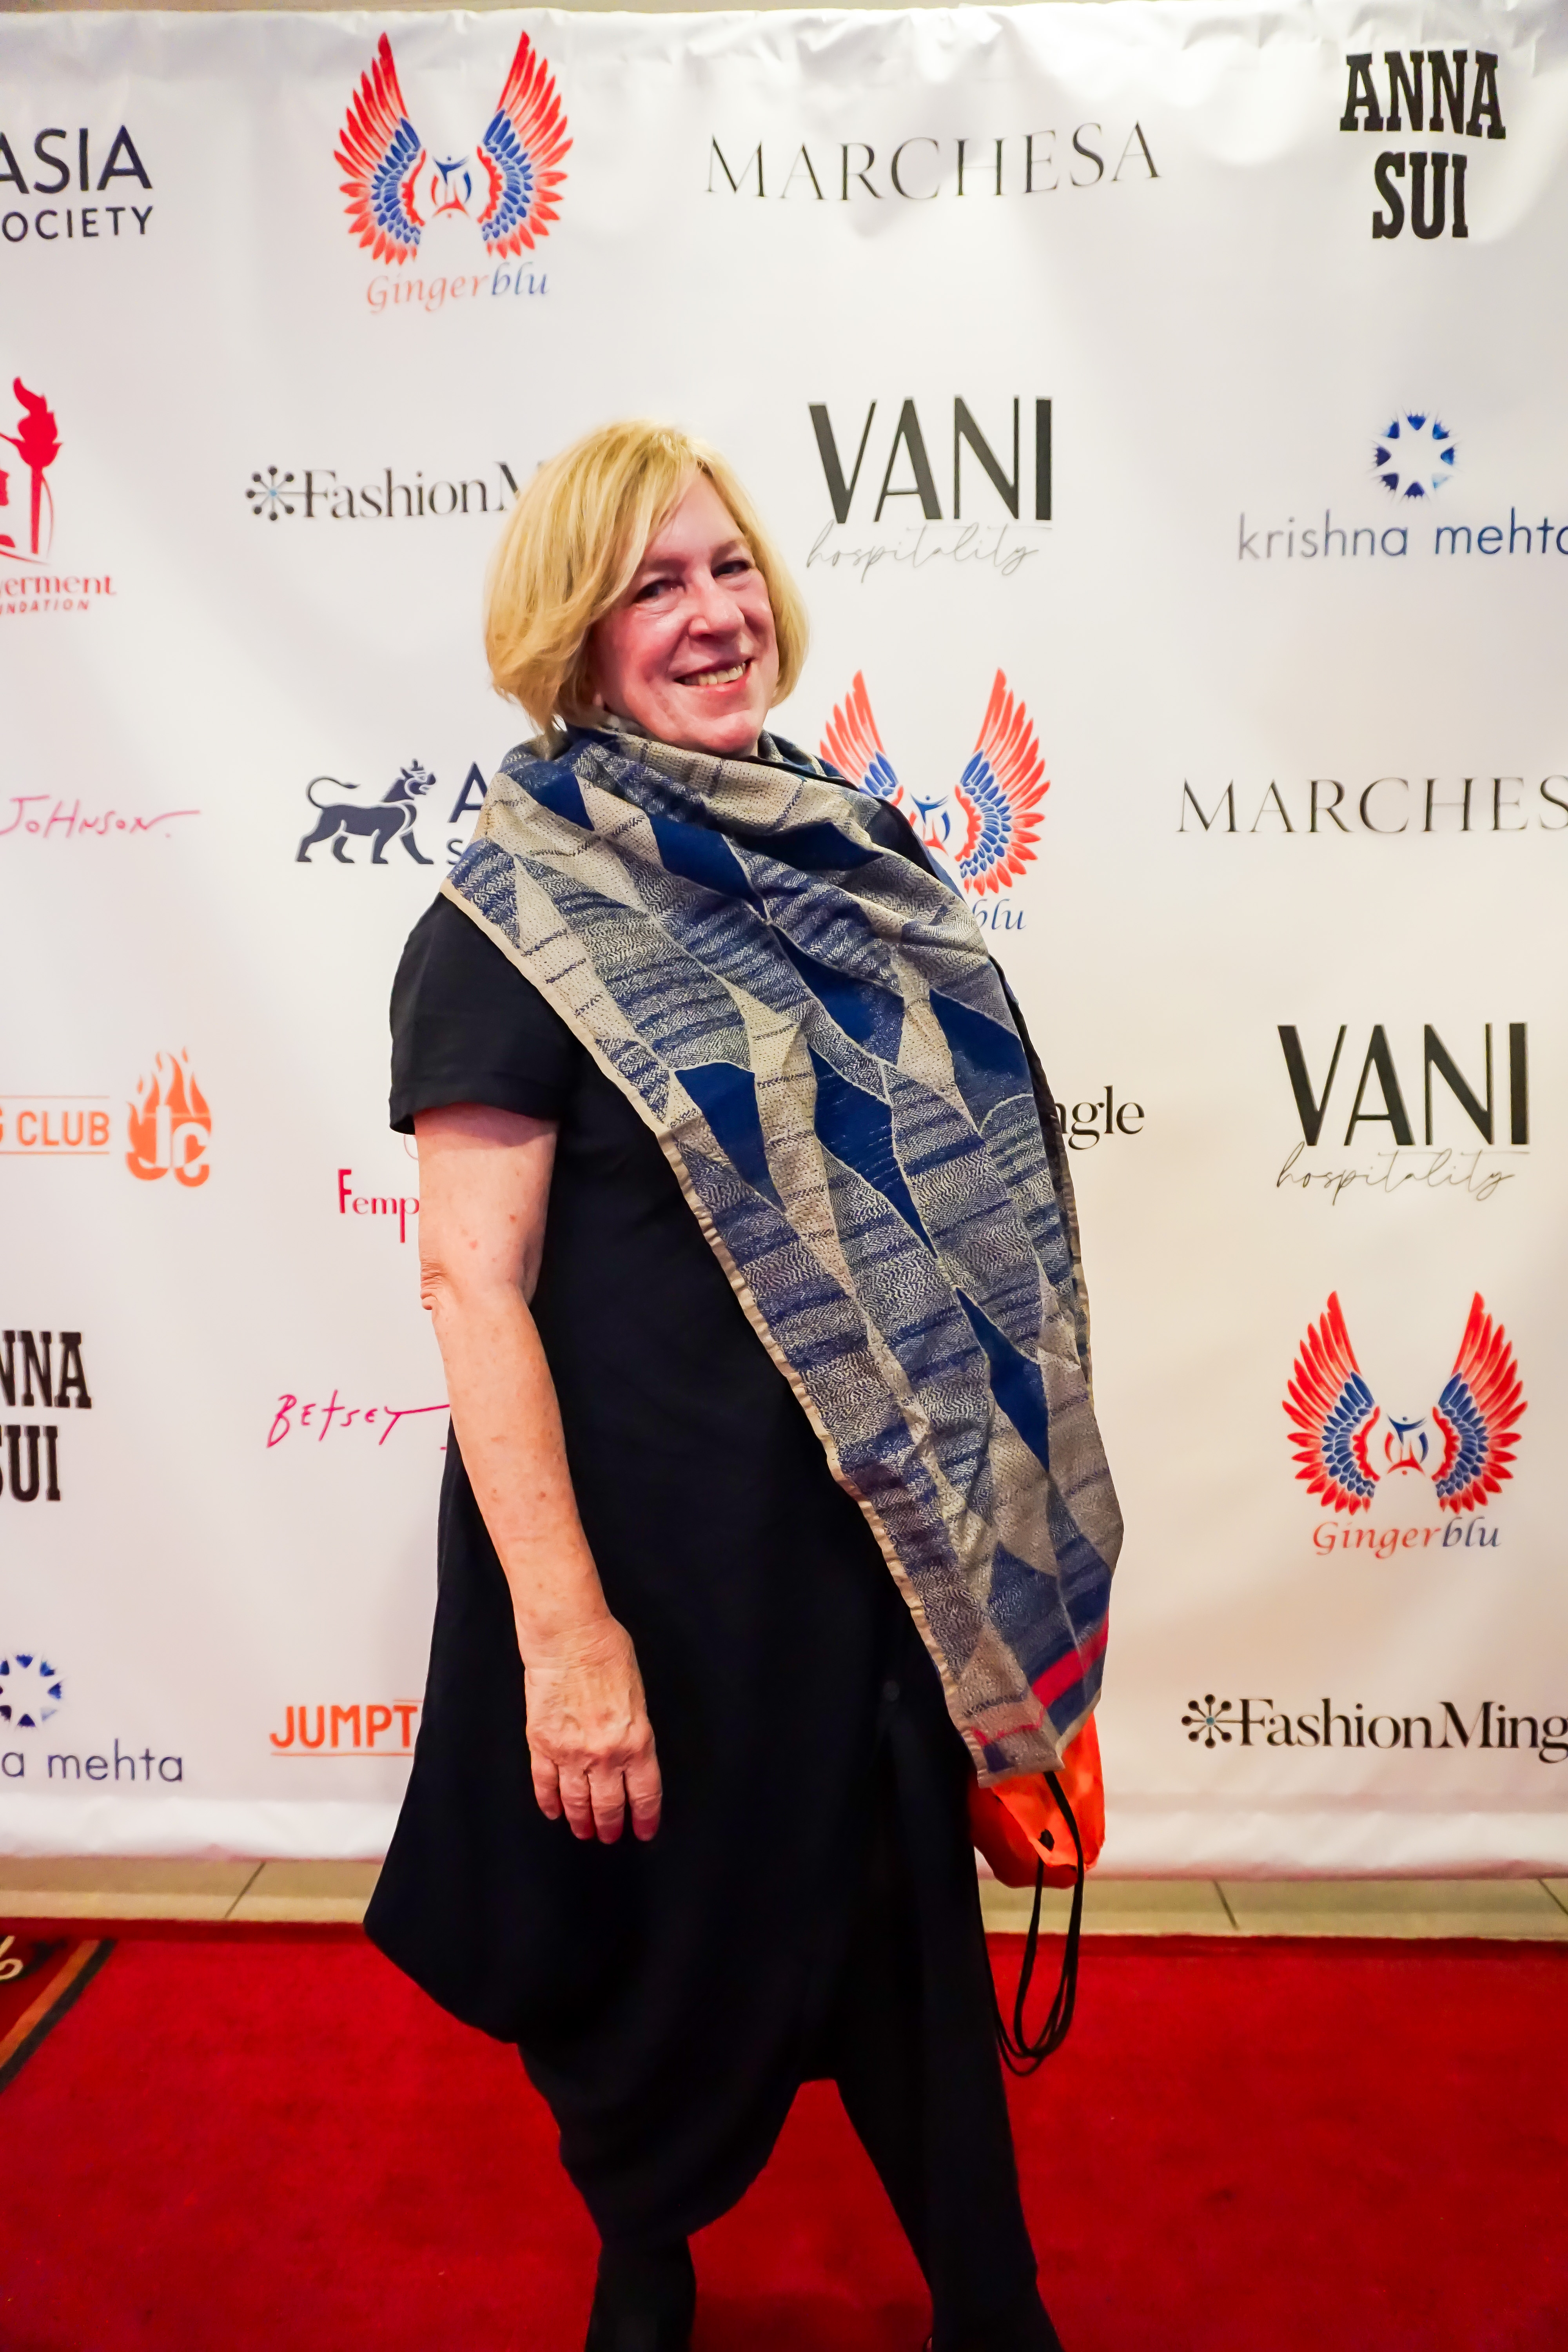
[0,380,62,562]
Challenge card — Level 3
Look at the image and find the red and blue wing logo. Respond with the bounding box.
[950,671,1049,896]
[336,31,569,266]
[336,34,427,263]
[820,673,908,815]
[1431,1294,1526,1514]
[1284,1292,1380,1514]
[476,32,572,257]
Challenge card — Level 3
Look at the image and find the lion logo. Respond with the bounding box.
[296,761,436,866]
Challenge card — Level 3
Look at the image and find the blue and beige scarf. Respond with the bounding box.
[446,723,1120,1779]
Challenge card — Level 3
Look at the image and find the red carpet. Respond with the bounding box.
[0,1931,1563,2352]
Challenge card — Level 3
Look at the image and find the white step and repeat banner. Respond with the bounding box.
[2,0,1564,1869]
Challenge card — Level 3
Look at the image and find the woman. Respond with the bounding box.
[367,421,1120,2352]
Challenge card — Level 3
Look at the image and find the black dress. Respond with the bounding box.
[367,853,1053,2340]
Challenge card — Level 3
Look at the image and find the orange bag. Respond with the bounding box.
[966,1717,1105,2073]
[967,1714,1105,1889]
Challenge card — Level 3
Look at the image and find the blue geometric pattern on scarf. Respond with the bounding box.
[444,725,1122,1779]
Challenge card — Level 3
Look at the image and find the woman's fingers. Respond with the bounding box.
[530,1749,564,1821]
[522,1619,662,1844]
[626,1746,663,1842]
[588,1769,630,1844]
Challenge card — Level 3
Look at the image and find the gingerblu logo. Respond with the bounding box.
[1182,1693,1567,1761]
[0,377,113,621]
[335,31,568,317]
[1285,1292,1524,1556]
[806,397,1051,584]
[127,1050,210,1189]
[708,122,1158,205]
[1338,48,1504,243]
[0,121,152,248]
[0,1330,92,1506]
[0,1652,63,1730]
[1275,1020,1529,1206]
[247,459,521,521]
[268,1699,421,1757]
[820,670,1045,927]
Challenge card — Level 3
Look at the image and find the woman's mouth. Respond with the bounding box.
[678,661,749,690]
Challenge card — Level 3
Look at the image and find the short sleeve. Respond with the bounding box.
[389,894,582,1132]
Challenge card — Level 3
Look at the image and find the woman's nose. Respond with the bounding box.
[688,572,747,632]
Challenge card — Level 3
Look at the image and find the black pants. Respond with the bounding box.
[813,1694,1059,2352]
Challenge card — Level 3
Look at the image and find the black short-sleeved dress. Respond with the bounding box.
[365,848,1029,2263]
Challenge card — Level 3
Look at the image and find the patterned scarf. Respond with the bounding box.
[445,722,1121,1778]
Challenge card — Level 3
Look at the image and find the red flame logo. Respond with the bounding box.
[0,380,62,561]
[126,1050,211,1189]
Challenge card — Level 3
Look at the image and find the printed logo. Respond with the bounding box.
[298,762,436,866]
[337,1167,419,1245]
[0,379,114,620]
[1374,410,1456,501]
[1339,49,1504,242]
[1054,1089,1145,1150]
[0,1096,111,1156]
[292,754,490,871]
[265,1392,447,1449]
[1235,402,1568,576]
[1180,771,1568,837]
[1,381,58,562]
[0,1329,92,1505]
[1181,1692,1566,1760]
[806,398,1050,584]
[1,794,198,844]
[820,670,1046,923]
[268,1700,421,1756]
[126,1050,211,1188]
[336,31,568,315]
[246,460,521,519]
[0,121,152,246]
[1275,1020,1528,1205]
[709,123,1157,203]
[0,1651,64,1730]
[1285,1291,1524,1526]
[0,1055,210,1177]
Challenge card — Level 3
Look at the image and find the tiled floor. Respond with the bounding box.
[977,1874,1568,1937]
[2,1858,1566,1936]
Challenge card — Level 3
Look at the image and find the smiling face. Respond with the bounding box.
[587,474,780,757]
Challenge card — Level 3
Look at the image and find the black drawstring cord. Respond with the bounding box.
[990,1768,1084,2076]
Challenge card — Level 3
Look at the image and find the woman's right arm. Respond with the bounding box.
[414,1101,662,1844]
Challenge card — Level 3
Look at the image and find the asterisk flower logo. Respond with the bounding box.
[1181,1694,1235,1748]
[1373,412,1456,500]
[246,467,297,521]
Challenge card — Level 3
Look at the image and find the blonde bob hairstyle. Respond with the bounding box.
[484,419,809,735]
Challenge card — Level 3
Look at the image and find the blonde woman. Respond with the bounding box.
[368,421,1118,2352]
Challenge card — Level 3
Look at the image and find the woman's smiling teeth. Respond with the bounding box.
[681,661,748,689]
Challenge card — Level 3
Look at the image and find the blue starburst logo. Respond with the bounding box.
[0,1652,64,1730]
[1373,411,1456,500]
